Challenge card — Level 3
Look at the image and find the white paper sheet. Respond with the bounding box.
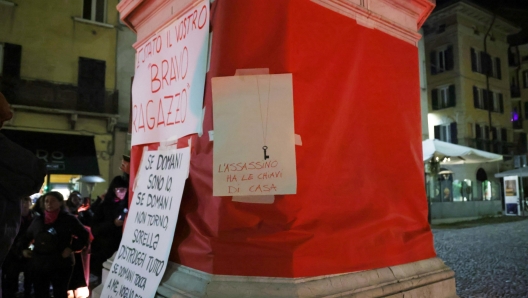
[212,74,297,196]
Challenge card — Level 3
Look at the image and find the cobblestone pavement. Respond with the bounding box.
[433,219,528,298]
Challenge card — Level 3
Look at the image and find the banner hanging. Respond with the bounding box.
[101,147,190,298]
[131,0,210,146]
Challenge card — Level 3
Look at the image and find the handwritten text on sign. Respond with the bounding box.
[101,148,190,298]
[212,74,297,196]
[131,0,209,146]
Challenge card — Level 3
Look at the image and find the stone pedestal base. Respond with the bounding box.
[92,257,457,298]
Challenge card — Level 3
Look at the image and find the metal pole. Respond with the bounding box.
[484,15,496,134]
[46,173,51,192]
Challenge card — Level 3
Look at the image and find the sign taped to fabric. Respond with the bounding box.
[212,74,297,196]
[131,0,209,146]
[100,147,190,298]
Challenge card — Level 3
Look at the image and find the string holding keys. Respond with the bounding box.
[263,146,269,160]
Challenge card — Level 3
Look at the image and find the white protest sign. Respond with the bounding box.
[101,147,190,298]
[131,0,209,146]
[212,74,297,196]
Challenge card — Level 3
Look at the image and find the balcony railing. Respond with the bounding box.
[468,138,510,155]
[0,77,118,114]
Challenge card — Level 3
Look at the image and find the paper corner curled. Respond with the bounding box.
[295,134,302,146]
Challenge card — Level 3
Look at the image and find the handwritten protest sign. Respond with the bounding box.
[101,147,190,298]
[212,74,297,196]
[131,0,209,146]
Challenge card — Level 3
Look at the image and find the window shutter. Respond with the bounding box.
[450,122,458,144]
[445,46,454,71]
[2,43,22,78]
[432,89,439,110]
[430,51,437,75]
[434,125,441,140]
[476,124,482,139]
[488,90,494,111]
[473,86,479,108]
[481,51,492,75]
[501,128,507,141]
[499,93,504,113]
[471,48,477,72]
[483,90,488,110]
[495,57,501,79]
[491,127,498,140]
[448,85,456,107]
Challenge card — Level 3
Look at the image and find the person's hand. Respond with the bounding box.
[114,218,124,227]
[61,247,73,258]
[22,249,32,258]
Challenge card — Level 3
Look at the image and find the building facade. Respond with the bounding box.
[0,0,123,197]
[423,0,521,221]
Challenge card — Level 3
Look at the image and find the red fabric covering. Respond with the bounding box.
[129,0,435,278]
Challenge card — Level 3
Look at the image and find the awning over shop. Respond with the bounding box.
[423,139,503,164]
[494,168,528,178]
[2,129,100,176]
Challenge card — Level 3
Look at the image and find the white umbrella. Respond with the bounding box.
[494,168,528,178]
[422,139,503,164]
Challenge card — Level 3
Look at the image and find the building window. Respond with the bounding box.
[523,70,528,89]
[492,57,502,79]
[432,85,455,110]
[473,86,486,110]
[471,48,482,73]
[83,0,106,23]
[78,57,106,112]
[472,87,503,113]
[491,92,503,113]
[471,48,495,76]
[430,45,454,75]
[434,122,458,144]
[475,124,489,151]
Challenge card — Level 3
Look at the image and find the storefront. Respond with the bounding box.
[423,139,503,223]
[2,129,100,199]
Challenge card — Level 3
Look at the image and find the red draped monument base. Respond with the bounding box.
[124,0,438,279]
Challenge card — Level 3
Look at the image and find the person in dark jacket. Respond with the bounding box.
[66,191,93,227]
[0,92,46,298]
[1,197,35,298]
[90,175,129,283]
[19,192,89,298]
[65,191,94,294]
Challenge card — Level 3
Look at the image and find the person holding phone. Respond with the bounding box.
[89,175,129,285]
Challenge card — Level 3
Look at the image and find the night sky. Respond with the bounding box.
[435,0,528,10]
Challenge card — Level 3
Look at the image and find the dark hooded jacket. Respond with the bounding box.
[18,210,89,270]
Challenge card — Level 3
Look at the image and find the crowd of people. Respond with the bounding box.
[0,92,132,298]
[0,162,130,298]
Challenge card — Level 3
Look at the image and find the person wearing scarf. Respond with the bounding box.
[18,192,89,298]
[90,175,129,285]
